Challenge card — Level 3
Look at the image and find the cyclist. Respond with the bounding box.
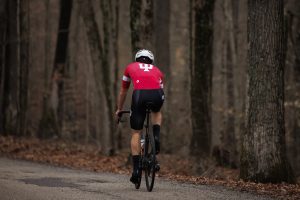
[115,49,164,184]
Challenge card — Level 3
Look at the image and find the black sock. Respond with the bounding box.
[153,124,160,140]
[132,155,140,172]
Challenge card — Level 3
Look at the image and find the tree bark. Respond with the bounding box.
[211,0,247,168]
[240,0,295,183]
[0,0,30,136]
[0,0,8,133]
[218,0,238,168]
[110,0,121,149]
[154,0,171,152]
[18,0,29,136]
[100,0,120,153]
[2,0,19,134]
[79,0,116,155]
[284,0,300,176]
[130,0,154,53]
[38,0,72,138]
[190,0,215,156]
[291,8,300,178]
[292,16,300,177]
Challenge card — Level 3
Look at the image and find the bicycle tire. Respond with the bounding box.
[144,132,156,192]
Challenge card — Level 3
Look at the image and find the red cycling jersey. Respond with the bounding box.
[122,62,164,90]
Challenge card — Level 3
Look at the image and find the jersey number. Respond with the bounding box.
[139,64,153,72]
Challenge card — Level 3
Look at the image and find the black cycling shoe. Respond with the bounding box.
[155,137,160,154]
[130,170,141,184]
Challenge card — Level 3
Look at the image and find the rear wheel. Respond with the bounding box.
[144,133,156,192]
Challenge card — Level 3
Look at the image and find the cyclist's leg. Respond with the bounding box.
[130,89,145,155]
[130,90,146,183]
[130,129,142,183]
[131,129,142,155]
[151,111,162,125]
[150,89,164,154]
[152,113,161,154]
[151,111,162,151]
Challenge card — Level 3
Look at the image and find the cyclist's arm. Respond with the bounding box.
[159,70,164,89]
[117,86,129,111]
[117,70,131,111]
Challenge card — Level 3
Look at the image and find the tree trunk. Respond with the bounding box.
[38,0,72,138]
[291,8,300,178]
[292,15,300,177]
[2,0,19,134]
[0,0,30,136]
[211,0,247,168]
[0,0,8,133]
[100,0,120,153]
[284,0,300,176]
[79,0,116,155]
[218,0,239,168]
[154,0,171,153]
[130,0,154,53]
[240,0,295,183]
[190,0,215,156]
[18,0,29,136]
[110,0,121,149]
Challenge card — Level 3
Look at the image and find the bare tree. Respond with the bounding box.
[285,0,300,176]
[154,0,171,152]
[79,0,118,155]
[0,0,30,137]
[290,4,300,178]
[216,0,242,168]
[38,0,73,138]
[18,0,30,136]
[0,0,8,133]
[130,0,154,53]
[1,0,20,135]
[240,0,294,183]
[190,0,215,156]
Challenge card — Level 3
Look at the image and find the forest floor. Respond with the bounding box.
[0,135,299,200]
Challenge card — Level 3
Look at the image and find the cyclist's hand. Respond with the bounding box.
[115,109,121,121]
[115,109,121,122]
[115,109,121,117]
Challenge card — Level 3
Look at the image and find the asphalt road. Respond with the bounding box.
[0,157,274,200]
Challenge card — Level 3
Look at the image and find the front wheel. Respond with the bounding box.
[144,133,156,192]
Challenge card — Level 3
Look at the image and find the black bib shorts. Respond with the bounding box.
[130,89,164,130]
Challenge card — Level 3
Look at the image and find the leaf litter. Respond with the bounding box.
[0,136,299,199]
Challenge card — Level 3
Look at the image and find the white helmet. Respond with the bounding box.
[135,49,154,63]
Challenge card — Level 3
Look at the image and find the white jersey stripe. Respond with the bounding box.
[159,78,163,88]
[122,75,131,82]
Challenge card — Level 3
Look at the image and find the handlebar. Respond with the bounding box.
[117,110,130,124]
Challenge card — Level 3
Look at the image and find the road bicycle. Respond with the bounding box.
[117,102,159,192]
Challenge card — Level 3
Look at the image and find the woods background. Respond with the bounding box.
[0,0,299,182]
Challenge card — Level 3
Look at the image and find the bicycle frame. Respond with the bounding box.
[117,107,157,192]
